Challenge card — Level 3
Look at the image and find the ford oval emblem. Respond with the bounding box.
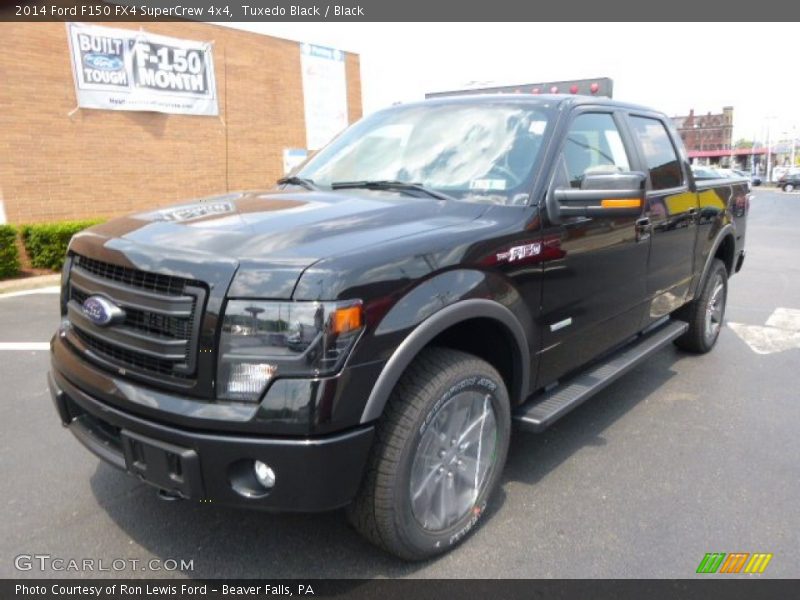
[84,53,124,71]
[81,295,125,327]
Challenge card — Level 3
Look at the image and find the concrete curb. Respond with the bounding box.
[0,273,61,295]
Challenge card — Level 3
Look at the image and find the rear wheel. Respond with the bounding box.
[347,347,510,560]
[784,183,795,192]
[674,258,728,353]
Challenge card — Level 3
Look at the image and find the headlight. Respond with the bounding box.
[217,299,364,402]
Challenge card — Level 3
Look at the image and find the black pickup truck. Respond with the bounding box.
[49,95,747,560]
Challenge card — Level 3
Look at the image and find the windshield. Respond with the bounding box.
[294,102,554,205]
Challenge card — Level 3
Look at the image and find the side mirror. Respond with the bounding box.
[548,171,647,222]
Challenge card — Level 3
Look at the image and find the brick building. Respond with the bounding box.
[672,107,734,155]
[0,23,362,224]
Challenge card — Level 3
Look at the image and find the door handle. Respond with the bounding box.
[635,217,652,242]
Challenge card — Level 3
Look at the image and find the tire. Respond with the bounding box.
[347,347,511,561]
[673,258,728,353]
[785,183,795,192]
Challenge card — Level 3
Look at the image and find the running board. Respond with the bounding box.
[513,320,689,432]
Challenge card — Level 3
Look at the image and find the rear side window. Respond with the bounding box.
[629,116,684,190]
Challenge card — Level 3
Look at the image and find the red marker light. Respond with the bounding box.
[569,85,579,94]
[590,82,600,94]
[550,86,559,93]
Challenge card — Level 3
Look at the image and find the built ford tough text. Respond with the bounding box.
[49,95,748,560]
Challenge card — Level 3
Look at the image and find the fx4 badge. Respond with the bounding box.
[497,242,542,263]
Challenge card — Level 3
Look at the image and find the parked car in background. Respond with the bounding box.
[731,169,761,187]
[777,173,800,192]
[691,166,724,181]
[691,166,756,191]
[772,166,800,184]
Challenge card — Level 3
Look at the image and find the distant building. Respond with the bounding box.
[673,107,734,156]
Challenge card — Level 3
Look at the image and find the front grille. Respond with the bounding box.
[73,328,193,379]
[66,254,206,384]
[75,255,191,296]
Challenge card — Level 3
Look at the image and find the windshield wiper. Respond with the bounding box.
[330,180,455,201]
[277,176,318,191]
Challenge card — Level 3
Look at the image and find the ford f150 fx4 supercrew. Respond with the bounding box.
[49,95,748,560]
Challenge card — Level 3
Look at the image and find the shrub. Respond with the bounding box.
[21,220,104,271]
[0,225,21,279]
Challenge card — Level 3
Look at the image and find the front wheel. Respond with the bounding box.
[347,347,510,560]
[673,258,728,353]
[784,183,795,192]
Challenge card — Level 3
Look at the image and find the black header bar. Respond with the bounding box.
[3,0,800,22]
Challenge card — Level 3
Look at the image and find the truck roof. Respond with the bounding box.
[417,93,660,115]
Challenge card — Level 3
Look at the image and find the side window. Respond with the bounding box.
[629,116,684,190]
[562,113,631,188]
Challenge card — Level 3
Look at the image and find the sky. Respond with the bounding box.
[223,22,799,144]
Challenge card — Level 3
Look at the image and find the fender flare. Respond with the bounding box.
[693,223,735,296]
[359,298,530,424]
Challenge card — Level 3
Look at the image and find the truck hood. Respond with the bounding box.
[80,189,488,298]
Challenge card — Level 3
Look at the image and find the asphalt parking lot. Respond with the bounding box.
[1,189,798,579]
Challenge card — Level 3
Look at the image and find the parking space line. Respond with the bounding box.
[728,307,800,355]
[0,286,60,299]
[0,343,50,351]
[765,308,800,331]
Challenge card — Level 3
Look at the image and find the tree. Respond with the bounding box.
[734,138,754,149]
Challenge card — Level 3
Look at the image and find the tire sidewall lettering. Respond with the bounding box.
[418,375,498,436]
[448,500,487,546]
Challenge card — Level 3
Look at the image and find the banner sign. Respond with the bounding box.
[67,23,218,115]
[300,43,348,150]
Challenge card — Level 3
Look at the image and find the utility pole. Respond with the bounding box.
[765,118,774,183]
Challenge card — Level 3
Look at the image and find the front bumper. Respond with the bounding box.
[48,368,375,512]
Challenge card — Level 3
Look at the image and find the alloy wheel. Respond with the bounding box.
[704,274,725,344]
[409,390,498,532]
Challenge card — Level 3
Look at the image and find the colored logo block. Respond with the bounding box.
[696,552,773,574]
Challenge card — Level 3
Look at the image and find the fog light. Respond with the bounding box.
[254,461,276,489]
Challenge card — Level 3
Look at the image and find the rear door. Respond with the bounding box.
[536,109,650,387]
[626,114,699,323]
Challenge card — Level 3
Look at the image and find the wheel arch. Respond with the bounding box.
[714,232,736,276]
[693,224,736,296]
[359,299,530,424]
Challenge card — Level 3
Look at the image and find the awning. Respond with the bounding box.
[689,148,771,158]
